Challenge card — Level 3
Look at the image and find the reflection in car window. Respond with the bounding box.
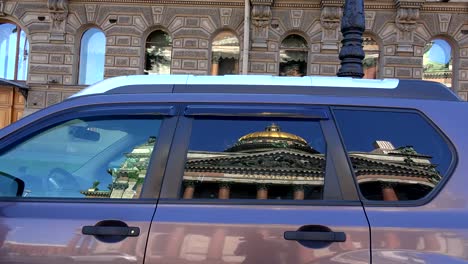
[181,119,327,200]
[334,109,452,201]
[0,117,162,199]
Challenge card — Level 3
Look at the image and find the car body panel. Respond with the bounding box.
[0,202,155,264]
[145,203,370,264]
[364,102,468,263]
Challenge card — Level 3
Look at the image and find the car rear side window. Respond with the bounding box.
[180,118,327,200]
[333,108,453,202]
[0,117,162,199]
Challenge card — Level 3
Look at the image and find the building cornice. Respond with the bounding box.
[73,0,245,6]
[50,0,460,13]
[421,3,468,13]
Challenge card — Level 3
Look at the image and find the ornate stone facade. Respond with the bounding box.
[0,0,466,115]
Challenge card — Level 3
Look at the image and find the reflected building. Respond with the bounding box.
[81,124,441,202]
[181,124,441,202]
[81,137,155,199]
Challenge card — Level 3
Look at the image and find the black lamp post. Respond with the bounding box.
[337,0,365,78]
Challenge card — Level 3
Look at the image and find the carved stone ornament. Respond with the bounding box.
[250,0,273,48]
[320,6,342,30]
[0,0,4,16]
[48,0,69,40]
[395,7,419,32]
[251,4,272,29]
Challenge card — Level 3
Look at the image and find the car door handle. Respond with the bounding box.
[82,226,140,237]
[284,231,346,242]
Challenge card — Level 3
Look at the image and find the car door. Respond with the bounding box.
[0,104,177,264]
[145,104,371,264]
[332,106,465,263]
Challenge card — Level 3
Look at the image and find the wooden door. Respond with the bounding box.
[0,85,25,128]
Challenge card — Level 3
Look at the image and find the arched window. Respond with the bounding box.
[79,28,105,85]
[145,30,172,75]
[211,31,240,75]
[0,22,29,80]
[423,39,452,88]
[279,34,308,76]
[363,36,379,79]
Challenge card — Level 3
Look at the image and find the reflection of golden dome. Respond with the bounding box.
[239,124,308,144]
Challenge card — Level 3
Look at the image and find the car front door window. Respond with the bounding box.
[0,117,162,199]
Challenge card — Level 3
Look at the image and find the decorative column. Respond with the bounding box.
[394,0,424,53]
[218,182,231,199]
[391,0,425,80]
[48,0,69,41]
[257,184,268,199]
[182,181,196,199]
[381,182,399,201]
[293,185,305,200]
[320,0,343,52]
[251,0,273,49]
[337,0,365,78]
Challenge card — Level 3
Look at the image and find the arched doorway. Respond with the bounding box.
[211,31,240,75]
[144,30,172,75]
[423,38,453,88]
[279,34,308,76]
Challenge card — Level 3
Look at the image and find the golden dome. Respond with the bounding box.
[239,124,308,144]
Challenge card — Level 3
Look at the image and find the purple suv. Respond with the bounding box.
[0,75,465,264]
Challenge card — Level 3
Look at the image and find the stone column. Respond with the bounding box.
[183,181,196,199]
[257,184,268,199]
[218,182,231,199]
[293,185,305,200]
[381,182,399,201]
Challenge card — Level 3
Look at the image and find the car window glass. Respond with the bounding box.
[0,117,162,199]
[333,109,452,201]
[181,118,327,200]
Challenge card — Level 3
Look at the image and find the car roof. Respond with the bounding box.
[70,75,461,102]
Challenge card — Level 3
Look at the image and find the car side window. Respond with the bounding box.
[0,117,162,199]
[180,118,327,200]
[333,108,453,202]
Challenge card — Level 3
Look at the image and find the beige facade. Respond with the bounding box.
[0,0,467,118]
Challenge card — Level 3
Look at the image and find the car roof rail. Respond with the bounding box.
[70,75,461,101]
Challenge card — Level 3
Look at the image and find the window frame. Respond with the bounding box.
[330,106,458,207]
[0,21,29,81]
[158,104,361,206]
[0,103,178,203]
[144,29,173,75]
[78,27,106,85]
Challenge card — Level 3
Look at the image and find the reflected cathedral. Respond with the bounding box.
[82,124,441,202]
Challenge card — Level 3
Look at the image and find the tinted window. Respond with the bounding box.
[334,109,452,201]
[0,117,162,199]
[181,118,327,200]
